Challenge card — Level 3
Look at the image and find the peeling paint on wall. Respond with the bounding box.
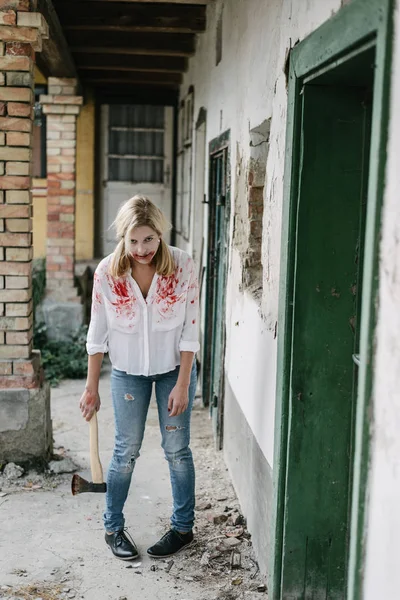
[232,120,270,303]
[179,0,344,469]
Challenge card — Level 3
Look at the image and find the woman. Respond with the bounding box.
[80,195,199,561]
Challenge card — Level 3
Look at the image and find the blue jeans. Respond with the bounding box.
[104,364,197,534]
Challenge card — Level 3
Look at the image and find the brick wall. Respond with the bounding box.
[40,79,82,302]
[232,120,270,302]
[243,171,264,296]
[0,3,48,386]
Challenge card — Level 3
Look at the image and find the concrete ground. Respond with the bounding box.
[0,366,267,600]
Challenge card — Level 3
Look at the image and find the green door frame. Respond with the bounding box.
[202,130,231,447]
[270,1,394,598]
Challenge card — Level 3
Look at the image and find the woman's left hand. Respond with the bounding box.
[168,383,189,417]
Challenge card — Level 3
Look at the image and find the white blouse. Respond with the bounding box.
[86,246,200,376]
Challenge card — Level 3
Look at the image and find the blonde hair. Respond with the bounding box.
[108,195,175,278]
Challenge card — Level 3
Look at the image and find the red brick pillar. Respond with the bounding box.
[40,79,82,303]
[0,3,52,462]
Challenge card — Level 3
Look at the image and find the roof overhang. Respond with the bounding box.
[40,0,211,105]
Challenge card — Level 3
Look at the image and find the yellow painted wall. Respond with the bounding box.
[32,179,47,259]
[76,88,95,260]
[32,74,96,261]
[34,65,46,85]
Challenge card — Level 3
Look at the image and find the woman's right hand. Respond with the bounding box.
[79,387,101,422]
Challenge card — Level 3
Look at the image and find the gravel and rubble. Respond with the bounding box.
[0,451,78,496]
[164,419,268,600]
[0,374,268,600]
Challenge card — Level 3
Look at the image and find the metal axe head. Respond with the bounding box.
[71,473,107,495]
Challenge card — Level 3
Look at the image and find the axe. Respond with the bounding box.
[71,412,107,495]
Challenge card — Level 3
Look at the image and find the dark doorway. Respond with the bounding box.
[203,131,230,448]
[278,46,374,598]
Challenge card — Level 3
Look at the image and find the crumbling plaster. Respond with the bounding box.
[180,0,343,464]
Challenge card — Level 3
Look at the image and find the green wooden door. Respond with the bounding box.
[202,145,229,447]
[210,150,228,441]
[280,84,371,599]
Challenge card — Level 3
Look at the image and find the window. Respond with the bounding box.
[108,105,164,183]
[176,90,194,239]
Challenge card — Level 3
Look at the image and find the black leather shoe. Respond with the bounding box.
[105,529,139,561]
[147,529,194,558]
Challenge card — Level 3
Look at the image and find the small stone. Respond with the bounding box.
[257,584,267,592]
[22,482,42,491]
[48,458,78,474]
[216,537,241,552]
[125,565,133,569]
[207,513,228,525]
[11,568,27,577]
[225,525,244,538]
[231,577,243,585]
[165,560,174,573]
[230,550,241,569]
[200,551,210,566]
[4,463,24,480]
[233,514,246,527]
[195,501,212,511]
[150,565,157,572]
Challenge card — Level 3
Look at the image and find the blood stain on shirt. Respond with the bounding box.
[108,276,136,320]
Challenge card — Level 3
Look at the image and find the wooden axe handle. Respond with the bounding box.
[89,412,104,484]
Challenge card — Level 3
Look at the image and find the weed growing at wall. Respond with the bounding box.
[33,324,88,387]
[32,259,88,386]
[33,258,46,312]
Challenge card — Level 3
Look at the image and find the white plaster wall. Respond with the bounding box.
[226,249,277,461]
[180,0,342,466]
[364,2,400,598]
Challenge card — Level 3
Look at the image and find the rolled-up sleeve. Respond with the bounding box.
[86,271,109,355]
[179,259,200,353]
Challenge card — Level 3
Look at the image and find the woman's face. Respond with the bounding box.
[128,226,160,265]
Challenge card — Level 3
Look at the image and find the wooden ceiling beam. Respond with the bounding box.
[73,53,188,72]
[85,77,178,87]
[78,64,182,74]
[62,0,210,4]
[80,69,182,84]
[65,31,196,56]
[35,0,77,78]
[53,1,206,22]
[64,24,203,34]
[71,46,192,57]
